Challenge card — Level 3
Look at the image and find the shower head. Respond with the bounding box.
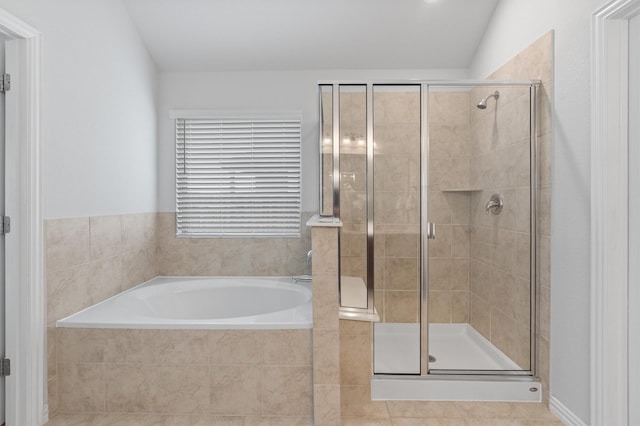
[477,91,500,109]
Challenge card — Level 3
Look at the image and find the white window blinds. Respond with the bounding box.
[175,115,301,237]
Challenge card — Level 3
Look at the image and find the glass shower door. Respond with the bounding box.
[426,84,535,374]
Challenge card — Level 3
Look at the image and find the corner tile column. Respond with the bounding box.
[308,216,342,426]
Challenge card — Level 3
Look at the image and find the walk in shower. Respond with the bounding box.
[319,81,541,400]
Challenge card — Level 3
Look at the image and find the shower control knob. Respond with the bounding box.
[485,194,504,215]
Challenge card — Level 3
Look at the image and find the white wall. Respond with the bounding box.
[470,0,604,423]
[0,0,159,219]
[158,69,469,212]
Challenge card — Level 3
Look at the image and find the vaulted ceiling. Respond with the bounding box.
[123,0,499,71]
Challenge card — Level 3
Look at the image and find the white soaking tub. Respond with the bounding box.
[56,276,313,329]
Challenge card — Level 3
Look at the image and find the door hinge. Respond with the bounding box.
[1,216,9,235]
[0,73,10,93]
[0,358,10,377]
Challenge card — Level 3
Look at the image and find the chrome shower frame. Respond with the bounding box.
[318,79,541,380]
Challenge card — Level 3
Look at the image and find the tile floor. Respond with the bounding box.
[47,401,563,425]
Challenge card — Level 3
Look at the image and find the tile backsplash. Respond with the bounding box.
[45,213,157,326]
[45,211,314,325]
[156,212,313,277]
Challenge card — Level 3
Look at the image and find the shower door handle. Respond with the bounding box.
[427,222,436,240]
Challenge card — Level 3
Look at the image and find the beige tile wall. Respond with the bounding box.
[339,319,388,420]
[156,212,313,277]
[46,213,158,417]
[55,328,312,417]
[467,82,533,371]
[468,31,553,395]
[311,225,342,425]
[46,213,157,325]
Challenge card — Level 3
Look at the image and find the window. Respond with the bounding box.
[174,113,301,237]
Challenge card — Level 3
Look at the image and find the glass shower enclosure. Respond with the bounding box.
[319,81,539,378]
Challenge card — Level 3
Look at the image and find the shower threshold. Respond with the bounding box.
[371,374,541,402]
[372,323,541,402]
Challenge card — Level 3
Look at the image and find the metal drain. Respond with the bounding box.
[428,354,436,362]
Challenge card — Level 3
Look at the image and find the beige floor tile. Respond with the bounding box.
[510,403,559,421]
[49,414,248,426]
[341,418,393,426]
[243,416,313,426]
[464,420,562,426]
[454,402,558,420]
[386,401,462,418]
[96,414,167,426]
[162,415,245,425]
[46,414,102,426]
[391,419,468,426]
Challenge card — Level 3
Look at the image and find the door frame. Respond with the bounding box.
[591,0,640,424]
[0,8,44,426]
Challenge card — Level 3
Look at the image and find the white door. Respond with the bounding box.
[628,12,640,426]
[0,34,6,425]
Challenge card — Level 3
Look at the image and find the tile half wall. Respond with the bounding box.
[45,211,314,417]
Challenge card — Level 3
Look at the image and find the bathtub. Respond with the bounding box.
[56,276,313,329]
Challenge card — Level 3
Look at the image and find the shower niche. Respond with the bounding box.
[319,81,540,393]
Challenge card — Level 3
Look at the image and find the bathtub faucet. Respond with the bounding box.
[292,250,313,283]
